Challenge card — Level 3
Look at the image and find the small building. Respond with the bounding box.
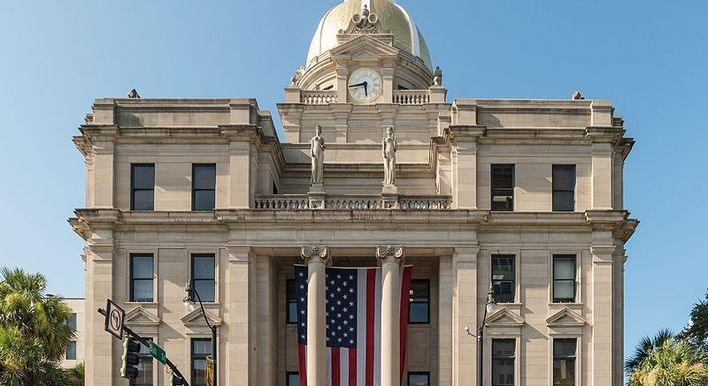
[60,298,85,369]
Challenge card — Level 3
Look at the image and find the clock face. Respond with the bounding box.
[348,68,383,104]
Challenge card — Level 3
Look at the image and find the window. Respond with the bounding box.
[131,339,153,386]
[286,372,300,386]
[192,255,215,303]
[286,280,298,324]
[409,279,430,324]
[130,254,154,302]
[67,313,77,331]
[553,255,576,303]
[192,164,216,211]
[553,339,577,385]
[552,165,576,212]
[191,339,211,386]
[492,255,515,303]
[492,339,515,386]
[408,372,430,386]
[131,164,155,211]
[491,164,515,211]
[65,341,77,360]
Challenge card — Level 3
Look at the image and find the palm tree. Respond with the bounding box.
[0,267,75,385]
[65,362,85,386]
[629,339,708,386]
[626,329,674,375]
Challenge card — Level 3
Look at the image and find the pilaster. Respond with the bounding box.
[226,246,254,386]
[451,247,479,386]
[92,140,115,208]
[591,143,613,209]
[229,142,252,208]
[590,240,616,386]
[450,126,484,209]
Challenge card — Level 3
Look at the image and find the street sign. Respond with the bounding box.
[149,341,167,365]
[206,356,214,386]
[104,299,125,339]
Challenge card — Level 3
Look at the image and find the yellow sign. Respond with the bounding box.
[206,356,214,386]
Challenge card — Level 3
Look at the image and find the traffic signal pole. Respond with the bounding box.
[99,308,191,386]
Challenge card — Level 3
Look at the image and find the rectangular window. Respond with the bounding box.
[191,339,212,386]
[286,372,300,386]
[192,254,215,303]
[65,341,77,360]
[492,255,515,303]
[491,164,515,211]
[286,280,298,324]
[192,164,216,211]
[130,254,154,302]
[553,339,577,386]
[408,372,430,386]
[492,339,515,386]
[552,165,576,212]
[67,313,77,331]
[553,255,576,303]
[409,279,430,324]
[131,164,155,211]
[130,339,153,386]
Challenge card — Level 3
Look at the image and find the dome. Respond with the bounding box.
[306,0,433,71]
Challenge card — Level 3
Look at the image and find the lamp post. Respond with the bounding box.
[465,284,496,386]
[184,281,217,386]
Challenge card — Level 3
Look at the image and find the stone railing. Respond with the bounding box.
[393,90,430,105]
[302,90,338,105]
[254,194,452,210]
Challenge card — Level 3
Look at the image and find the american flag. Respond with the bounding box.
[295,265,413,386]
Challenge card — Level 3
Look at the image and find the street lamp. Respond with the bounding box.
[465,284,496,386]
[183,281,217,386]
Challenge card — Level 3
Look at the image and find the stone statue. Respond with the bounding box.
[382,127,397,185]
[290,65,305,87]
[433,66,443,86]
[128,88,141,99]
[310,125,326,185]
[571,90,585,100]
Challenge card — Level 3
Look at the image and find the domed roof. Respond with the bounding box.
[306,0,433,71]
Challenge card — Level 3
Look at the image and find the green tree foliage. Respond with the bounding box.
[626,329,674,374]
[0,267,76,385]
[65,362,85,386]
[629,339,708,386]
[681,291,708,349]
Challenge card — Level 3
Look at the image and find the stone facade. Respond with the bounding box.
[60,298,85,369]
[70,1,637,385]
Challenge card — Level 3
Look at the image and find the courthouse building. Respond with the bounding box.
[69,0,638,385]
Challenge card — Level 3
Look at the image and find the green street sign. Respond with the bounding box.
[149,341,167,365]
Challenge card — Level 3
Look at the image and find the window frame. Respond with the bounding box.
[552,255,577,303]
[491,338,516,386]
[286,371,300,386]
[191,254,216,303]
[552,165,576,212]
[491,254,516,304]
[192,164,216,211]
[65,340,77,360]
[129,254,154,303]
[408,279,430,324]
[67,313,77,331]
[552,338,578,386]
[491,164,515,211]
[130,164,155,211]
[407,371,430,386]
[190,338,212,386]
[286,279,298,324]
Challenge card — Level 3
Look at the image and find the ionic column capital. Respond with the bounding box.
[376,245,404,265]
[301,246,331,265]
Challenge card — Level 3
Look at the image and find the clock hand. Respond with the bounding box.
[364,81,368,97]
[349,82,367,88]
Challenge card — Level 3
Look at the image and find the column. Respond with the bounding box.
[301,246,331,386]
[591,240,616,386]
[226,246,253,386]
[376,246,405,386]
[451,247,479,386]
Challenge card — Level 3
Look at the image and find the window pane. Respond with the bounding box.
[553,191,575,211]
[66,341,77,360]
[193,256,215,280]
[409,303,429,323]
[193,165,216,190]
[287,373,300,386]
[554,258,575,280]
[132,280,153,302]
[132,190,154,211]
[553,359,575,385]
[492,256,515,303]
[288,302,298,324]
[492,339,515,357]
[409,280,429,300]
[194,280,215,303]
[67,313,77,331]
[132,340,153,386]
[552,165,575,190]
[408,373,429,386]
[554,339,577,358]
[554,281,575,302]
[132,256,153,279]
[492,358,515,386]
[193,190,215,211]
[132,165,154,189]
[193,340,212,355]
[492,165,514,188]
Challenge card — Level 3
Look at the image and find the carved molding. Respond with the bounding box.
[301,246,330,264]
[485,307,524,328]
[546,307,586,328]
[376,245,404,263]
[125,306,161,327]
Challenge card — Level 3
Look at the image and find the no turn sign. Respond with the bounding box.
[104,299,125,339]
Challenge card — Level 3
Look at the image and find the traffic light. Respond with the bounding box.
[172,375,185,385]
[120,337,141,378]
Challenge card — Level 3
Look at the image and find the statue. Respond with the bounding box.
[290,65,305,87]
[433,66,443,86]
[128,88,141,99]
[382,127,397,185]
[309,125,326,185]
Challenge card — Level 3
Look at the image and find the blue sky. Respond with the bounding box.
[0,0,706,359]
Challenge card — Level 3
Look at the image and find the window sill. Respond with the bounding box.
[125,301,159,306]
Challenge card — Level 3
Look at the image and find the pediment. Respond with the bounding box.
[485,307,524,328]
[125,306,161,327]
[330,35,400,61]
[181,308,222,327]
[546,307,586,327]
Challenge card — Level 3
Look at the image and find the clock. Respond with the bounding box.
[348,68,383,103]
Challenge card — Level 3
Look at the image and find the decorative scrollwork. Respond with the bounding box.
[301,246,329,261]
[376,245,404,263]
